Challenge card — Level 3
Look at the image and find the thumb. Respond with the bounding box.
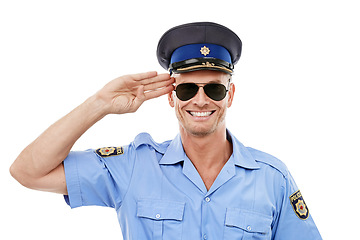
[131,85,146,112]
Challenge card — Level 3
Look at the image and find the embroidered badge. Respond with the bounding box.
[95,146,124,157]
[200,46,210,56]
[290,190,309,220]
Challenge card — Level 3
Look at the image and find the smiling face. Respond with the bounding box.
[168,70,235,137]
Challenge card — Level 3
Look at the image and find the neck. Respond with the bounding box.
[180,126,232,168]
[180,126,233,190]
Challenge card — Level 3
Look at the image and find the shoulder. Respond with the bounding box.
[132,132,171,154]
[247,147,290,178]
[92,132,172,163]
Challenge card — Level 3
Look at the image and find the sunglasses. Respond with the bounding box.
[174,82,229,101]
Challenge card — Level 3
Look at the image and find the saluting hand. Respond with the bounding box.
[95,71,175,115]
[9,71,174,195]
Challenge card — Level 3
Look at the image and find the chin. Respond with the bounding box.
[182,124,217,137]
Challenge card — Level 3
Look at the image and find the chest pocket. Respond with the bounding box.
[224,208,273,240]
[137,199,185,240]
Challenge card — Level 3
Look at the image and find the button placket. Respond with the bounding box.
[201,195,211,240]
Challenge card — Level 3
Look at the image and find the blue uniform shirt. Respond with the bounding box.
[63,130,322,239]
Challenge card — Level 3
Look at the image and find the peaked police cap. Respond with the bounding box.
[157,22,242,74]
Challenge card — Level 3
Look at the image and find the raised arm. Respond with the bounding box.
[10,71,174,195]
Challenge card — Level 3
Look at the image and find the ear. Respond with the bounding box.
[168,91,175,107]
[227,83,235,108]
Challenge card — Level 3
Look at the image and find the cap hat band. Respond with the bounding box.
[169,58,233,74]
[170,43,232,65]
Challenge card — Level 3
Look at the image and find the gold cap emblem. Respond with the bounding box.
[200,46,210,56]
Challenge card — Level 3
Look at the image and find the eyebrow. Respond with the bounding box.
[208,79,223,83]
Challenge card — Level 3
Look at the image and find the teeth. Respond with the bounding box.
[190,111,212,117]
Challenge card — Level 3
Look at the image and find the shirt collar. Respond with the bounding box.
[133,132,170,154]
[159,134,186,165]
[159,129,260,170]
[227,129,260,170]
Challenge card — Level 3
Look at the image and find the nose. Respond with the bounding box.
[192,86,209,107]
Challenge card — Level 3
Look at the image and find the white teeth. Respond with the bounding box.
[190,111,212,117]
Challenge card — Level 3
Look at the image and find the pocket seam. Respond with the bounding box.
[225,208,272,234]
[137,199,185,221]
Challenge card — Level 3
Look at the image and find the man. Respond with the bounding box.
[10,22,322,239]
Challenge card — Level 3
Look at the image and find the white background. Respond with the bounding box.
[1,1,359,239]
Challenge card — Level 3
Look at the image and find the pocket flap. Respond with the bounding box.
[225,208,272,234]
[137,199,185,221]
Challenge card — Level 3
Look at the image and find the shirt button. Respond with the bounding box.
[205,197,211,202]
[155,214,160,219]
[203,234,208,239]
[246,225,252,231]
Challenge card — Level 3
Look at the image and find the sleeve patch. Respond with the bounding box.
[95,147,124,157]
[289,190,309,220]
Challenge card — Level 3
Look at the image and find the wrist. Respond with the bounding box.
[83,94,110,121]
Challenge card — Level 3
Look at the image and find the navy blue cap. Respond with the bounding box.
[157,22,242,74]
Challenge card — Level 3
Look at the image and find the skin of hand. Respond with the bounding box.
[95,71,175,115]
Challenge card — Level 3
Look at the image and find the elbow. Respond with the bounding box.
[10,145,40,189]
[10,159,37,189]
[10,161,21,182]
[10,160,68,195]
[9,163,16,179]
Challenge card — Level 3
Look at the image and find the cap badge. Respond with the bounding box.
[202,62,215,67]
[290,190,309,220]
[200,46,210,56]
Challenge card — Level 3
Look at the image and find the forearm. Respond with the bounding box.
[11,95,107,181]
[10,71,174,191]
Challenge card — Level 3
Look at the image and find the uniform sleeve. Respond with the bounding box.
[272,171,322,240]
[63,145,134,209]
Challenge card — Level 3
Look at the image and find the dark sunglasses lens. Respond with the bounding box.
[204,84,227,101]
[175,83,199,101]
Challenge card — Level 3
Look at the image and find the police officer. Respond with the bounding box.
[10,22,322,239]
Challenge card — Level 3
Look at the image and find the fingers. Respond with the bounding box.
[135,72,172,85]
[143,77,175,92]
[143,84,175,101]
[104,71,174,113]
[132,83,174,112]
[130,71,159,81]
[123,71,173,92]
[132,72,175,100]
[129,71,170,83]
